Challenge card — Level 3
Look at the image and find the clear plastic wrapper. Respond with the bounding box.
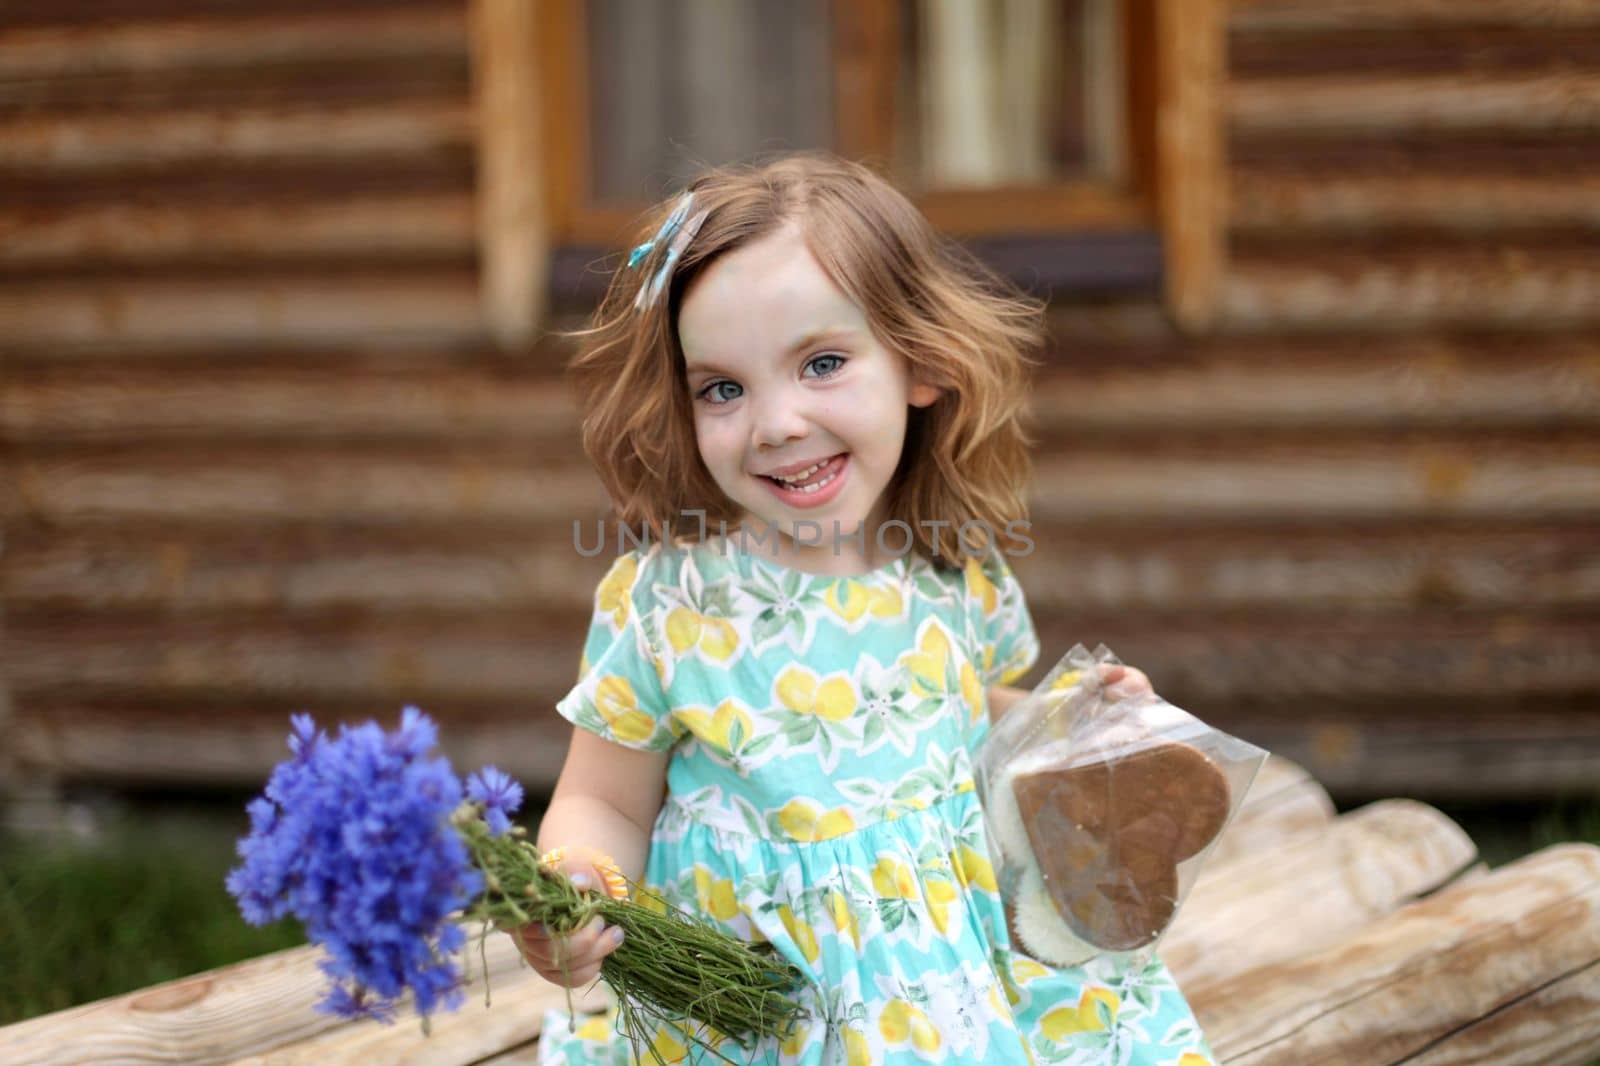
[976,644,1267,969]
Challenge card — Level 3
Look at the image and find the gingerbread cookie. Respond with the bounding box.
[1008,739,1230,952]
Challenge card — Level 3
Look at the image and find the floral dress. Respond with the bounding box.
[537,537,1215,1066]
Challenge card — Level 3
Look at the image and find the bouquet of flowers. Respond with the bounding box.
[227,709,803,1053]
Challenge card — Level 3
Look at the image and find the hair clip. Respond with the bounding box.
[629,193,709,311]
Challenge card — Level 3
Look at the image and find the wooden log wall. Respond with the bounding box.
[3,0,1600,802]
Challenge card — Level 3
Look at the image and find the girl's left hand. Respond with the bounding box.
[1099,663,1154,701]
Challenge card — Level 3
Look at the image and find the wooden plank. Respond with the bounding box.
[0,9,466,80]
[1191,843,1600,1065]
[1221,247,1600,332]
[1028,442,1600,520]
[1210,701,1600,799]
[1230,25,1600,80]
[1231,72,1600,135]
[7,520,1597,615]
[1153,0,1226,333]
[12,436,1597,525]
[0,272,483,352]
[1231,0,1600,32]
[830,0,898,163]
[469,0,548,351]
[0,101,473,174]
[0,368,577,443]
[10,703,579,792]
[220,969,601,1066]
[0,194,475,269]
[1231,170,1600,234]
[1163,799,1477,990]
[0,927,598,1066]
[1,449,605,525]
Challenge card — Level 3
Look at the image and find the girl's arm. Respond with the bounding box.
[986,665,1155,723]
[515,727,669,987]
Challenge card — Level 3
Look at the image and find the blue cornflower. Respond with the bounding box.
[466,766,523,837]
[227,710,484,1021]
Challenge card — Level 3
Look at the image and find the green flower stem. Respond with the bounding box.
[451,805,805,1057]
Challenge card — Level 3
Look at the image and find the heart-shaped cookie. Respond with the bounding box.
[1009,740,1230,952]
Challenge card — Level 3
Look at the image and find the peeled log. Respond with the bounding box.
[1163,799,1476,990]
[1193,843,1600,1066]
[0,931,599,1066]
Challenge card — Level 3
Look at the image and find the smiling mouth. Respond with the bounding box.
[760,453,846,494]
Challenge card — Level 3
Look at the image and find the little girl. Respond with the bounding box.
[520,154,1216,1065]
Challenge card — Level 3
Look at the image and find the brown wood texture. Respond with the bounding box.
[1,273,483,352]
[0,9,466,81]
[1165,799,1477,991]
[1231,0,1600,32]
[469,0,547,351]
[0,194,476,269]
[1221,247,1600,331]
[1232,170,1600,234]
[1155,0,1226,332]
[0,102,475,174]
[1232,71,1600,134]
[1192,843,1600,1065]
[0,928,605,1066]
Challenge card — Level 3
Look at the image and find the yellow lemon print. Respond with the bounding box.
[966,556,999,614]
[775,665,856,721]
[845,1026,872,1066]
[775,799,856,842]
[1050,668,1084,692]
[691,865,742,922]
[777,904,820,964]
[635,887,669,915]
[596,555,637,629]
[950,844,998,893]
[1039,986,1119,1040]
[871,856,918,900]
[1009,957,1051,983]
[645,1025,689,1064]
[868,584,903,617]
[959,660,984,723]
[575,1014,611,1041]
[664,607,738,661]
[904,624,951,695]
[776,665,816,712]
[674,699,752,751]
[926,877,959,934]
[826,579,869,622]
[827,888,860,951]
[782,1024,808,1057]
[594,675,655,745]
[1178,1055,1213,1066]
[879,999,942,1054]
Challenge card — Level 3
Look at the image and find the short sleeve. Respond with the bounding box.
[555,552,677,752]
[966,551,1040,687]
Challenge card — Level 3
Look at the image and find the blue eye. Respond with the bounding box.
[699,380,743,405]
[804,353,846,378]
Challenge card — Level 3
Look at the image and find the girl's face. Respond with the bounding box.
[678,223,939,575]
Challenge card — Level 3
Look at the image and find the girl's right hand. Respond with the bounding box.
[512,852,627,987]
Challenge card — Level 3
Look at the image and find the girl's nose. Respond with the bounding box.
[749,392,809,449]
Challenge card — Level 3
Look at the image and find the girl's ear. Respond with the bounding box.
[909,379,941,408]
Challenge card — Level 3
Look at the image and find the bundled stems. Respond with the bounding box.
[451,805,806,1057]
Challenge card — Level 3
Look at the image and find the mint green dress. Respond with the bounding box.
[537,538,1216,1066]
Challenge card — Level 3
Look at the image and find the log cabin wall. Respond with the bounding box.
[1120,0,1600,797]
[0,0,594,799]
[2,0,1598,805]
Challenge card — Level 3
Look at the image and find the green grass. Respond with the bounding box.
[0,801,305,1025]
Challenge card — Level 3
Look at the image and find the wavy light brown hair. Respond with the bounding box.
[568,153,1043,567]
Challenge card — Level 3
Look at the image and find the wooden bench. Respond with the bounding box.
[5,758,1599,1065]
